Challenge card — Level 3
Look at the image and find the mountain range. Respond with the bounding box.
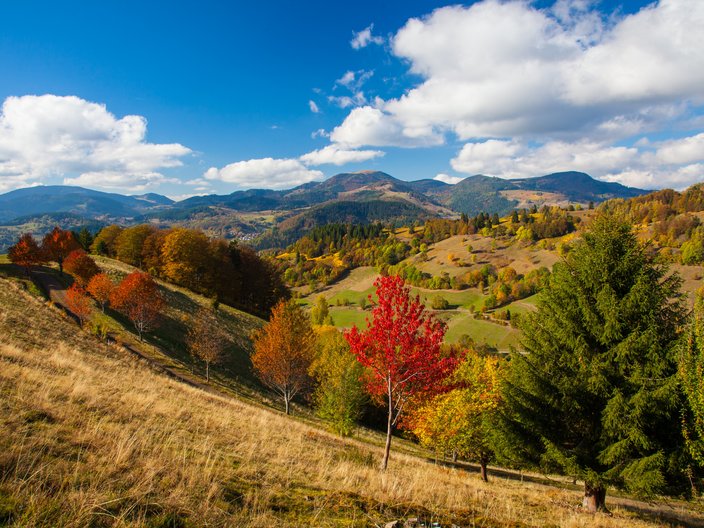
[0,171,646,224]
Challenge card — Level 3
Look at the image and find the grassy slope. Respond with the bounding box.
[93,257,264,392]
[1,278,701,527]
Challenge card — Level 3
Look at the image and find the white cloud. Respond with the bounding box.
[204,158,323,190]
[328,92,367,109]
[311,128,329,139]
[299,145,384,166]
[308,100,320,113]
[330,106,443,148]
[450,134,704,189]
[0,94,191,193]
[332,0,704,148]
[654,133,704,165]
[451,139,638,178]
[336,71,356,87]
[350,24,384,49]
[433,173,463,185]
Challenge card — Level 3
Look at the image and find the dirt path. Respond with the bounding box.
[29,268,221,397]
[32,266,70,308]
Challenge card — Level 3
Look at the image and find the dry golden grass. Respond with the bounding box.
[0,279,702,527]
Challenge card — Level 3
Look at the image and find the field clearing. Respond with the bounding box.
[303,266,540,347]
[404,234,560,279]
[412,287,484,310]
[443,312,521,349]
[329,307,370,328]
[1,278,701,527]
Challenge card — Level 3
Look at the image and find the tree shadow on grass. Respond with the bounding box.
[428,458,704,527]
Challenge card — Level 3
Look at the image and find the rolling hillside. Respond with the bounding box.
[0,273,700,527]
[0,185,173,222]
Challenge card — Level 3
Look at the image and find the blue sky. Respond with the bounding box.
[0,0,702,199]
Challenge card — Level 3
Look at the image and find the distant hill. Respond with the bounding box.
[0,185,172,222]
[432,172,647,216]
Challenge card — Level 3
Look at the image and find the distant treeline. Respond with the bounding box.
[602,184,704,264]
[256,200,428,250]
[422,206,578,244]
[92,224,288,317]
[274,223,411,289]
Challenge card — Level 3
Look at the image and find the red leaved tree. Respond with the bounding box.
[110,271,165,341]
[42,227,80,273]
[345,275,455,470]
[65,284,93,327]
[64,250,100,286]
[87,272,115,312]
[8,233,45,274]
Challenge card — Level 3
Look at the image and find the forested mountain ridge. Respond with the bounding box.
[0,171,645,222]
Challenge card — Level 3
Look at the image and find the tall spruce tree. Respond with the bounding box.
[497,213,688,512]
[679,294,704,468]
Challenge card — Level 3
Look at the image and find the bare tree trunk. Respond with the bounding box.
[206,361,210,383]
[583,483,608,513]
[381,381,393,471]
[284,394,290,415]
[480,457,488,482]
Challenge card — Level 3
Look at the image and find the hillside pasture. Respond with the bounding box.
[0,278,700,527]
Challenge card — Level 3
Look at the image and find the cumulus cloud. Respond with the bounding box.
[204,158,323,190]
[450,134,704,189]
[308,100,320,113]
[350,24,384,49]
[433,173,463,185]
[330,106,443,148]
[326,0,704,189]
[0,94,191,193]
[299,145,384,166]
[654,133,704,165]
[332,1,704,149]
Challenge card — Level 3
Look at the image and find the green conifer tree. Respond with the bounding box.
[679,294,704,468]
[497,214,688,512]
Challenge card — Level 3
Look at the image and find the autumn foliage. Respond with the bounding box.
[41,227,80,273]
[345,275,454,469]
[110,271,164,341]
[86,273,115,312]
[8,233,44,273]
[409,349,502,481]
[65,284,93,327]
[64,250,100,286]
[91,224,288,317]
[251,300,316,415]
[187,307,228,382]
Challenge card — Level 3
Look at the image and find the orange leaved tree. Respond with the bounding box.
[8,233,45,274]
[86,273,115,312]
[251,299,316,415]
[110,271,164,341]
[42,227,80,273]
[345,275,455,470]
[65,284,93,327]
[64,250,100,286]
